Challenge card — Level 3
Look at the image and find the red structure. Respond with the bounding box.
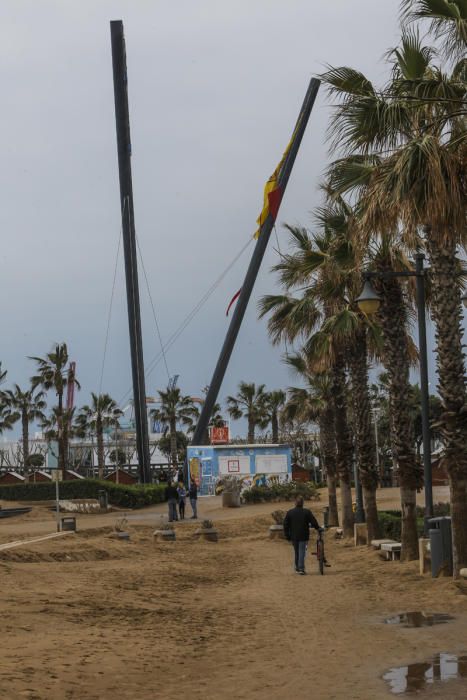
[62,470,84,481]
[291,464,311,483]
[105,469,137,485]
[27,471,52,483]
[210,426,230,445]
[0,471,25,485]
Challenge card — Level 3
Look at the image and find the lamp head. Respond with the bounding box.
[356,279,382,315]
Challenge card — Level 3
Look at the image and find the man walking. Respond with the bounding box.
[189,480,198,519]
[165,482,179,522]
[283,495,321,575]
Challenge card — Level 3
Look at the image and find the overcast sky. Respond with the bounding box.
[1,1,460,437]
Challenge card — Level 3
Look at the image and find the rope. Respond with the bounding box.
[118,235,253,405]
[99,211,124,394]
[135,233,171,382]
[273,223,286,260]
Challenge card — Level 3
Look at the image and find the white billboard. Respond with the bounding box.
[218,455,250,475]
[255,454,287,474]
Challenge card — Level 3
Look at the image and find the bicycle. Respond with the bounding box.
[312,527,326,575]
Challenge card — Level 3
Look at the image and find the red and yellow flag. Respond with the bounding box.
[253,121,300,239]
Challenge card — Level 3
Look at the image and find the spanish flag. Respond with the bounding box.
[253,119,301,239]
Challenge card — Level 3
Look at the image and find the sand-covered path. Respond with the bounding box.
[1,488,465,699]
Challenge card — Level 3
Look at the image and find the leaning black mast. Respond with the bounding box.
[192,78,320,445]
[110,20,151,483]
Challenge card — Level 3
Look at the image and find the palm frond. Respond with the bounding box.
[400,0,467,60]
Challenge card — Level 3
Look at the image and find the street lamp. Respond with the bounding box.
[356,253,433,534]
[355,280,382,315]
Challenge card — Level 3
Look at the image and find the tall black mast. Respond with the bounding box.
[192,78,320,445]
[110,20,151,483]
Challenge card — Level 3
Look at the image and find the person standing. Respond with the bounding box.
[165,482,179,522]
[177,482,187,520]
[189,480,198,519]
[283,495,321,575]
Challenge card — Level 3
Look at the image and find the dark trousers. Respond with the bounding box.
[168,499,178,522]
[292,540,307,571]
[179,500,185,519]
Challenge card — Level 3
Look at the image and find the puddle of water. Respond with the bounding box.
[384,612,454,628]
[383,653,467,694]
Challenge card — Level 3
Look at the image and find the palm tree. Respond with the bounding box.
[401,0,467,59]
[259,211,379,538]
[2,385,47,468]
[283,353,339,527]
[264,390,286,442]
[320,29,466,569]
[76,394,123,479]
[30,343,80,477]
[150,387,197,472]
[0,403,19,436]
[0,363,19,436]
[226,382,268,443]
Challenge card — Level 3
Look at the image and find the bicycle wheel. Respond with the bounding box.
[317,540,325,575]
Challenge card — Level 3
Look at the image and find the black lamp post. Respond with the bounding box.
[355,253,433,535]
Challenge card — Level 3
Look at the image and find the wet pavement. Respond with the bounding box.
[384,612,455,628]
[383,652,467,694]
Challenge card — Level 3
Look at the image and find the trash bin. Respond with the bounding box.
[61,516,77,531]
[429,516,453,577]
[98,490,108,510]
[323,506,329,529]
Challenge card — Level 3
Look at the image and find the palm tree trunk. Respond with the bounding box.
[349,328,380,542]
[271,413,279,443]
[22,410,29,469]
[332,351,354,537]
[426,236,467,576]
[319,409,339,527]
[170,418,178,475]
[97,419,104,480]
[378,274,421,560]
[248,419,255,444]
[57,392,65,478]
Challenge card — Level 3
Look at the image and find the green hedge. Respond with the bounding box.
[0,479,166,509]
[378,510,425,541]
[242,481,320,504]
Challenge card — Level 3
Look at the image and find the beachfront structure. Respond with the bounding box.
[187,443,292,495]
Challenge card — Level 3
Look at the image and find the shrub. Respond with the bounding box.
[378,510,425,541]
[0,479,166,509]
[242,481,320,504]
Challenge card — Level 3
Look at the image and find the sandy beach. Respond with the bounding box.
[1,487,466,700]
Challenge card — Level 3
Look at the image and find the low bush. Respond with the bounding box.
[378,510,425,541]
[0,479,166,509]
[242,481,320,504]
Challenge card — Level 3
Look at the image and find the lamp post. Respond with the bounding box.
[355,253,433,534]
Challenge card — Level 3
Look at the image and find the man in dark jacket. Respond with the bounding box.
[283,495,321,575]
[189,481,198,519]
[165,482,179,522]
